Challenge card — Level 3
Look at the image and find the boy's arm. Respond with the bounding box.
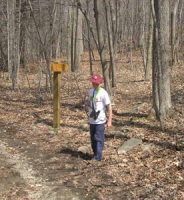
[107,104,112,128]
[83,99,90,108]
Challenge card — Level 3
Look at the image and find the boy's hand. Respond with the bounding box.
[107,121,112,128]
[82,100,89,108]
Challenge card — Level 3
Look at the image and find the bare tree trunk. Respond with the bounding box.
[177,0,184,58]
[68,2,83,72]
[20,0,29,69]
[11,0,17,90]
[70,2,75,72]
[67,5,72,70]
[73,2,78,71]
[77,0,100,76]
[7,0,21,90]
[109,0,120,59]
[104,0,116,87]
[93,0,111,95]
[15,0,22,89]
[7,0,14,80]
[55,2,61,60]
[141,0,146,70]
[74,5,83,71]
[77,0,98,49]
[145,2,153,81]
[86,0,93,75]
[27,0,52,92]
[129,2,133,68]
[152,0,172,131]
[171,0,181,65]
[49,0,56,59]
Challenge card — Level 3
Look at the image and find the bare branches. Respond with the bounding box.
[76,0,98,49]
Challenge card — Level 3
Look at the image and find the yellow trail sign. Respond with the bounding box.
[51,63,68,72]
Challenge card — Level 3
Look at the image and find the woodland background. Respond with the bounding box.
[0,0,184,128]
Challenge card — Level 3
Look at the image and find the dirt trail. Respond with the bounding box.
[0,147,27,199]
[0,128,84,200]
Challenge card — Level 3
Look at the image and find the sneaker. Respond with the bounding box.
[91,157,101,161]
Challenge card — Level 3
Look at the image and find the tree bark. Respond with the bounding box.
[93,0,111,95]
[86,0,93,75]
[152,0,172,131]
[74,5,83,71]
[27,0,53,92]
[145,3,153,81]
[104,0,116,87]
[171,0,181,65]
[67,4,72,70]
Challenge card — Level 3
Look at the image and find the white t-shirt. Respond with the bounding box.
[88,87,111,124]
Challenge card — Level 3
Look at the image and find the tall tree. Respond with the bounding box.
[7,0,21,89]
[93,0,111,95]
[171,0,182,65]
[86,0,93,75]
[68,1,83,72]
[152,0,172,131]
[74,3,83,71]
[104,0,116,87]
[27,0,53,92]
[77,0,112,95]
[145,1,153,81]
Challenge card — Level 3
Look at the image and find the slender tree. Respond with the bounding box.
[93,0,111,95]
[145,1,153,81]
[103,0,116,87]
[27,0,53,92]
[171,0,181,65]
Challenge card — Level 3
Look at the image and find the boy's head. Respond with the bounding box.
[91,74,103,84]
[91,74,103,90]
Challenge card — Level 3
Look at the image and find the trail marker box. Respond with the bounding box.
[51,63,68,72]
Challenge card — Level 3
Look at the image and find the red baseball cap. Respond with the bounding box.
[91,74,103,84]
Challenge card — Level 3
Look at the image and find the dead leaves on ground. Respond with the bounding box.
[0,60,183,199]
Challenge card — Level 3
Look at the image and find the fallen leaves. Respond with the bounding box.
[0,59,183,199]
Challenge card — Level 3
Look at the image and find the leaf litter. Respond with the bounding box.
[0,53,183,200]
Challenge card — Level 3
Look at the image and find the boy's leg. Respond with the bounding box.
[93,124,105,161]
[90,124,96,155]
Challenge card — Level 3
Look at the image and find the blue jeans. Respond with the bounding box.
[90,124,105,160]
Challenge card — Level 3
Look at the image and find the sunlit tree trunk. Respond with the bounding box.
[93,0,111,95]
[20,0,29,69]
[68,2,83,72]
[104,0,116,87]
[67,5,72,70]
[109,0,120,58]
[152,0,172,131]
[86,0,93,75]
[145,2,153,81]
[14,0,21,90]
[77,0,99,75]
[74,5,83,71]
[7,0,21,90]
[140,0,146,70]
[129,2,133,68]
[7,0,14,80]
[171,0,180,65]
[28,0,52,92]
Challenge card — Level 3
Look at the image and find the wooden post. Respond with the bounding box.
[53,71,61,128]
[51,62,68,129]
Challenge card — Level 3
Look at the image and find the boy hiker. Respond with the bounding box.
[87,74,112,161]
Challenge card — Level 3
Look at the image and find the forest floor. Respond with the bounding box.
[0,51,183,200]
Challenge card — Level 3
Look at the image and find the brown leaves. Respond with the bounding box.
[0,58,183,199]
